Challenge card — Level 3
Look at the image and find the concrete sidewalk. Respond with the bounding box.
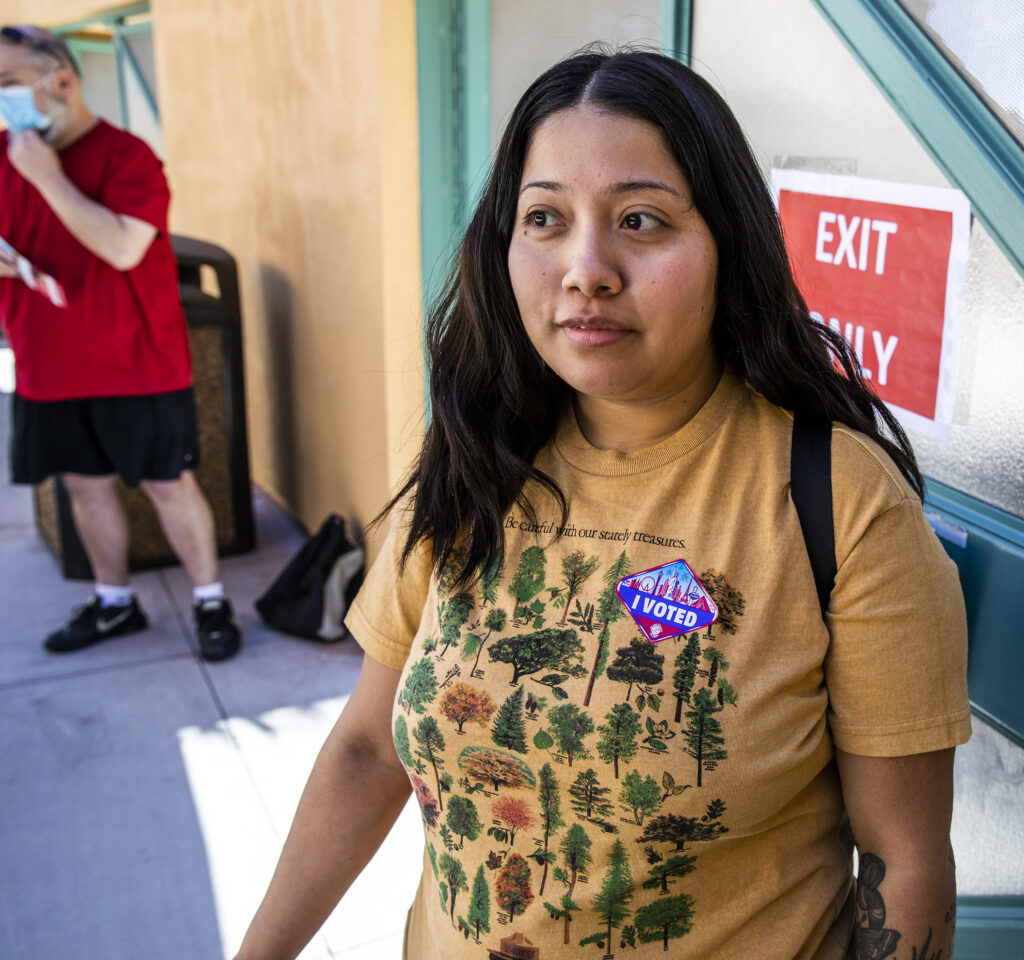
[1,392,1021,960]
[0,395,422,960]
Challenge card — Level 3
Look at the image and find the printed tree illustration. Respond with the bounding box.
[583,551,632,706]
[619,770,662,825]
[445,795,483,848]
[702,646,730,688]
[683,689,727,787]
[546,703,594,767]
[439,682,497,734]
[556,551,601,622]
[438,852,469,924]
[637,798,729,853]
[508,545,547,623]
[535,762,565,896]
[672,633,702,723]
[492,685,528,753]
[399,657,438,715]
[411,774,440,828]
[717,677,739,709]
[457,746,537,792]
[488,627,586,686]
[437,591,475,658]
[495,853,535,920]
[490,795,536,847]
[466,865,491,942]
[525,690,547,720]
[606,638,665,702]
[697,568,745,640]
[596,703,642,778]
[547,823,593,944]
[393,714,415,769]
[478,554,501,607]
[641,848,696,895]
[569,768,614,821]
[414,715,447,811]
[634,892,696,950]
[580,839,634,955]
[465,607,507,676]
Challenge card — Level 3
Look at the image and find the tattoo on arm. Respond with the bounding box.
[855,852,901,959]
[854,850,956,960]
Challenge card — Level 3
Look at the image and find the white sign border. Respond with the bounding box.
[770,168,971,442]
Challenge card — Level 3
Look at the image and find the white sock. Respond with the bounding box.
[193,582,226,605]
[95,583,133,608]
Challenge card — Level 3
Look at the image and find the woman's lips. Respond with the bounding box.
[557,318,632,348]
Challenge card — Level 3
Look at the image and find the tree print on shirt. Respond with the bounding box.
[492,685,529,753]
[414,715,447,811]
[488,627,587,687]
[607,639,665,702]
[458,746,536,793]
[546,703,594,767]
[584,551,632,706]
[509,545,547,626]
[411,774,440,828]
[569,769,617,834]
[464,607,508,679]
[672,633,702,723]
[597,703,642,778]
[544,821,593,944]
[533,762,565,896]
[634,893,696,950]
[446,794,483,848]
[580,838,634,955]
[683,689,727,787]
[495,853,535,920]
[466,864,491,942]
[478,554,501,607]
[438,851,469,925]
[619,770,662,825]
[638,798,729,852]
[399,657,438,715]
[439,682,497,734]
[393,714,415,769]
[554,550,601,623]
[697,568,745,640]
[489,795,536,848]
[701,645,729,689]
[437,591,475,659]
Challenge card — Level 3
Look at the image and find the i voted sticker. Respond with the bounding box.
[616,559,718,643]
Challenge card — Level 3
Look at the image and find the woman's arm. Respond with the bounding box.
[234,654,413,960]
[836,747,958,960]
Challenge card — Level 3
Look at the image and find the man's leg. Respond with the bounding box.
[139,470,218,587]
[62,473,130,585]
[140,471,241,662]
[44,472,149,652]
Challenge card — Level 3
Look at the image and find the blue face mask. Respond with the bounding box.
[0,81,54,134]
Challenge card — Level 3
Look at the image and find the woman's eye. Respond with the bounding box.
[622,212,661,231]
[526,210,553,227]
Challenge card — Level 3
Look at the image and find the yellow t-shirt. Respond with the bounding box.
[346,370,970,960]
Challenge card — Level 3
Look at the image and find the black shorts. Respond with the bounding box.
[10,387,199,488]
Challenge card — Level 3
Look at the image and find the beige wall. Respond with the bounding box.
[151,0,424,541]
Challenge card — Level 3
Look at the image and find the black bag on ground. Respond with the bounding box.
[255,514,365,641]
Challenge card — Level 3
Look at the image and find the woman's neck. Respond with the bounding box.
[573,358,724,453]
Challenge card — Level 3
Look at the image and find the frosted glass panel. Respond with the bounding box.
[900,0,1024,148]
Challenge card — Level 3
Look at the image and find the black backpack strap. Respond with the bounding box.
[790,410,837,617]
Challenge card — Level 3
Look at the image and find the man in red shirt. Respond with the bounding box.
[0,25,241,661]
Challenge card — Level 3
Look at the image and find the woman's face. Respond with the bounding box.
[508,103,719,413]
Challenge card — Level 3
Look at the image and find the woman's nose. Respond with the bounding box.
[561,228,622,298]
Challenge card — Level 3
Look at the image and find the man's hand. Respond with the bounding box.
[0,252,17,279]
[7,130,64,191]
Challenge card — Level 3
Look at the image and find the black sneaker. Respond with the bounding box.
[195,598,241,662]
[44,596,149,653]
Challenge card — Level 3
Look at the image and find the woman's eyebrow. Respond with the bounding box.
[518,179,683,199]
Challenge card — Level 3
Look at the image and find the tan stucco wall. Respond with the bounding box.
[150,0,424,538]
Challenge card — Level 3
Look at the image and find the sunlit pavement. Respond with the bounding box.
[0,390,1021,960]
[0,392,422,960]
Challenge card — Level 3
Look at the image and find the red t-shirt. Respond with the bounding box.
[0,120,191,400]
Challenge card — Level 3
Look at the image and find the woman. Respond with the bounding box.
[237,50,969,960]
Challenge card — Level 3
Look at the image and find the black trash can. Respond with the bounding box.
[34,235,255,579]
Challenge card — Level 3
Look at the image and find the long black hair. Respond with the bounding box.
[385,48,922,584]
